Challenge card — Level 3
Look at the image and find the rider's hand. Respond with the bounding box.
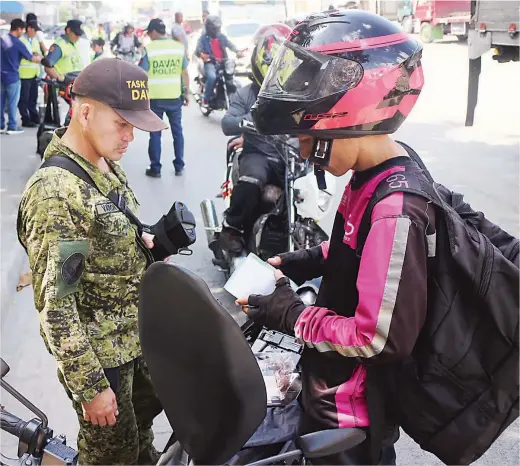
[228,136,244,150]
[141,232,155,249]
[236,270,305,334]
[81,388,118,427]
[183,93,190,106]
[200,52,210,62]
[267,245,327,286]
[236,49,247,58]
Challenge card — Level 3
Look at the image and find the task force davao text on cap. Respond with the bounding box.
[72,58,168,132]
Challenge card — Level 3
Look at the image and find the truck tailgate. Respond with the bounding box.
[475,1,520,29]
[434,0,471,18]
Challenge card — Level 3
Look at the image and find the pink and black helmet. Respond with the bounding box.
[252,9,424,139]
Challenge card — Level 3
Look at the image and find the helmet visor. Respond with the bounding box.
[260,40,363,101]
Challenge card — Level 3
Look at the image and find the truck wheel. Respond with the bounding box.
[401,16,413,34]
[420,22,433,43]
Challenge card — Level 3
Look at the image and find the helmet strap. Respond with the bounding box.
[310,138,332,191]
[314,165,328,190]
[309,138,333,167]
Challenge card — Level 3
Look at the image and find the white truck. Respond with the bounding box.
[465,0,519,125]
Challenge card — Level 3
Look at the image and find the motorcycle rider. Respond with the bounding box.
[238,10,429,465]
[195,15,245,108]
[220,26,291,253]
[111,23,141,63]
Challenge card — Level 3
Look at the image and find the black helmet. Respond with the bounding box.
[205,15,222,37]
[252,9,424,139]
[250,24,292,86]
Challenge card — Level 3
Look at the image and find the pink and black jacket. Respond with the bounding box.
[294,156,436,433]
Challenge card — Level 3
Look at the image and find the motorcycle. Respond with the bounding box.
[36,72,79,158]
[113,48,141,65]
[193,58,240,117]
[0,262,367,465]
[201,120,336,280]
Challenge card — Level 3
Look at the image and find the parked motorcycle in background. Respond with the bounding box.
[193,57,241,116]
[201,120,336,281]
[36,72,80,158]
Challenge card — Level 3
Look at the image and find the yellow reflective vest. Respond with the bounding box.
[53,36,83,77]
[19,35,41,79]
[145,39,185,100]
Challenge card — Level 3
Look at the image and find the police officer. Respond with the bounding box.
[43,19,84,81]
[18,20,43,127]
[17,59,168,465]
[139,18,189,178]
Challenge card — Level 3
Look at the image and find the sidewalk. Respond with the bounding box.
[0,129,41,319]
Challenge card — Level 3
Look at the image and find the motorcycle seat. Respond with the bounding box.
[139,262,267,464]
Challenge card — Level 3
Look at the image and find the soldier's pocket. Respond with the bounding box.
[96,211,132,237]
[91,211,141,273]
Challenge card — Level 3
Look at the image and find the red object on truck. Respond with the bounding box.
[413,0,471,43]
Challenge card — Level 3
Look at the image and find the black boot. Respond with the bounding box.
[224,181,262,232]
[220,221,245,254]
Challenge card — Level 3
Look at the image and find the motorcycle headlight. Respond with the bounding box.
[317,190,332,212]
[224,59,236,75]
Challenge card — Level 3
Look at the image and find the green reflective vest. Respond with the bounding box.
[53,36,83,77]
[19,35,41,79]
[145,39,184,100]
[91,51,106,62]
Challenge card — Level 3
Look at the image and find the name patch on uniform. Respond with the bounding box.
[126,80,150,100]
[95,202,119,216]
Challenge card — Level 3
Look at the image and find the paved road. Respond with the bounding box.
[1,39,518,464]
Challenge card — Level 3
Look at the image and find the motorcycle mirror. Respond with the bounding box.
[239,119,257,134]
[1,358,10,378]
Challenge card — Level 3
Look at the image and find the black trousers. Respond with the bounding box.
[225,151,285,234]
[18,78,39,124]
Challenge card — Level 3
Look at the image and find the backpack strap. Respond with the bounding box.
[40,156,144,232]
[395,140,434,183]
[356,152,445,257]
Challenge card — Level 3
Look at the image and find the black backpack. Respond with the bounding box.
[357,143,519,465]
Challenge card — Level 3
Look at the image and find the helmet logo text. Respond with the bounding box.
[303,111,348,121]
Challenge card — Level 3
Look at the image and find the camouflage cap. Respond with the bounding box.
[72,58,167,132]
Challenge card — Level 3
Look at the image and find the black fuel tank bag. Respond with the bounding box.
[150,201,196,261]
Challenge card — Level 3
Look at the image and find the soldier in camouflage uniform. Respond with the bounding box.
[17,59,169,465]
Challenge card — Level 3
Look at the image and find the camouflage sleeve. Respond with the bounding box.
[23,195,110,403]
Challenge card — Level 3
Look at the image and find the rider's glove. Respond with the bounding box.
[247,276,305,335]
[276,245,326,286]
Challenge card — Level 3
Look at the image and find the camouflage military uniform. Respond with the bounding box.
[17,128,163,465]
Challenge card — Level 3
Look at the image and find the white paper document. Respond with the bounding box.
[224,253,297,298]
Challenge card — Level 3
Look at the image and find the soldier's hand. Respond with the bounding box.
[81,388,119,427]
[141,232,155,249]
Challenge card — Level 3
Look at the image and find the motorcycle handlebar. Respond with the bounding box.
[0,409,26,439]
[237,120,301,160]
